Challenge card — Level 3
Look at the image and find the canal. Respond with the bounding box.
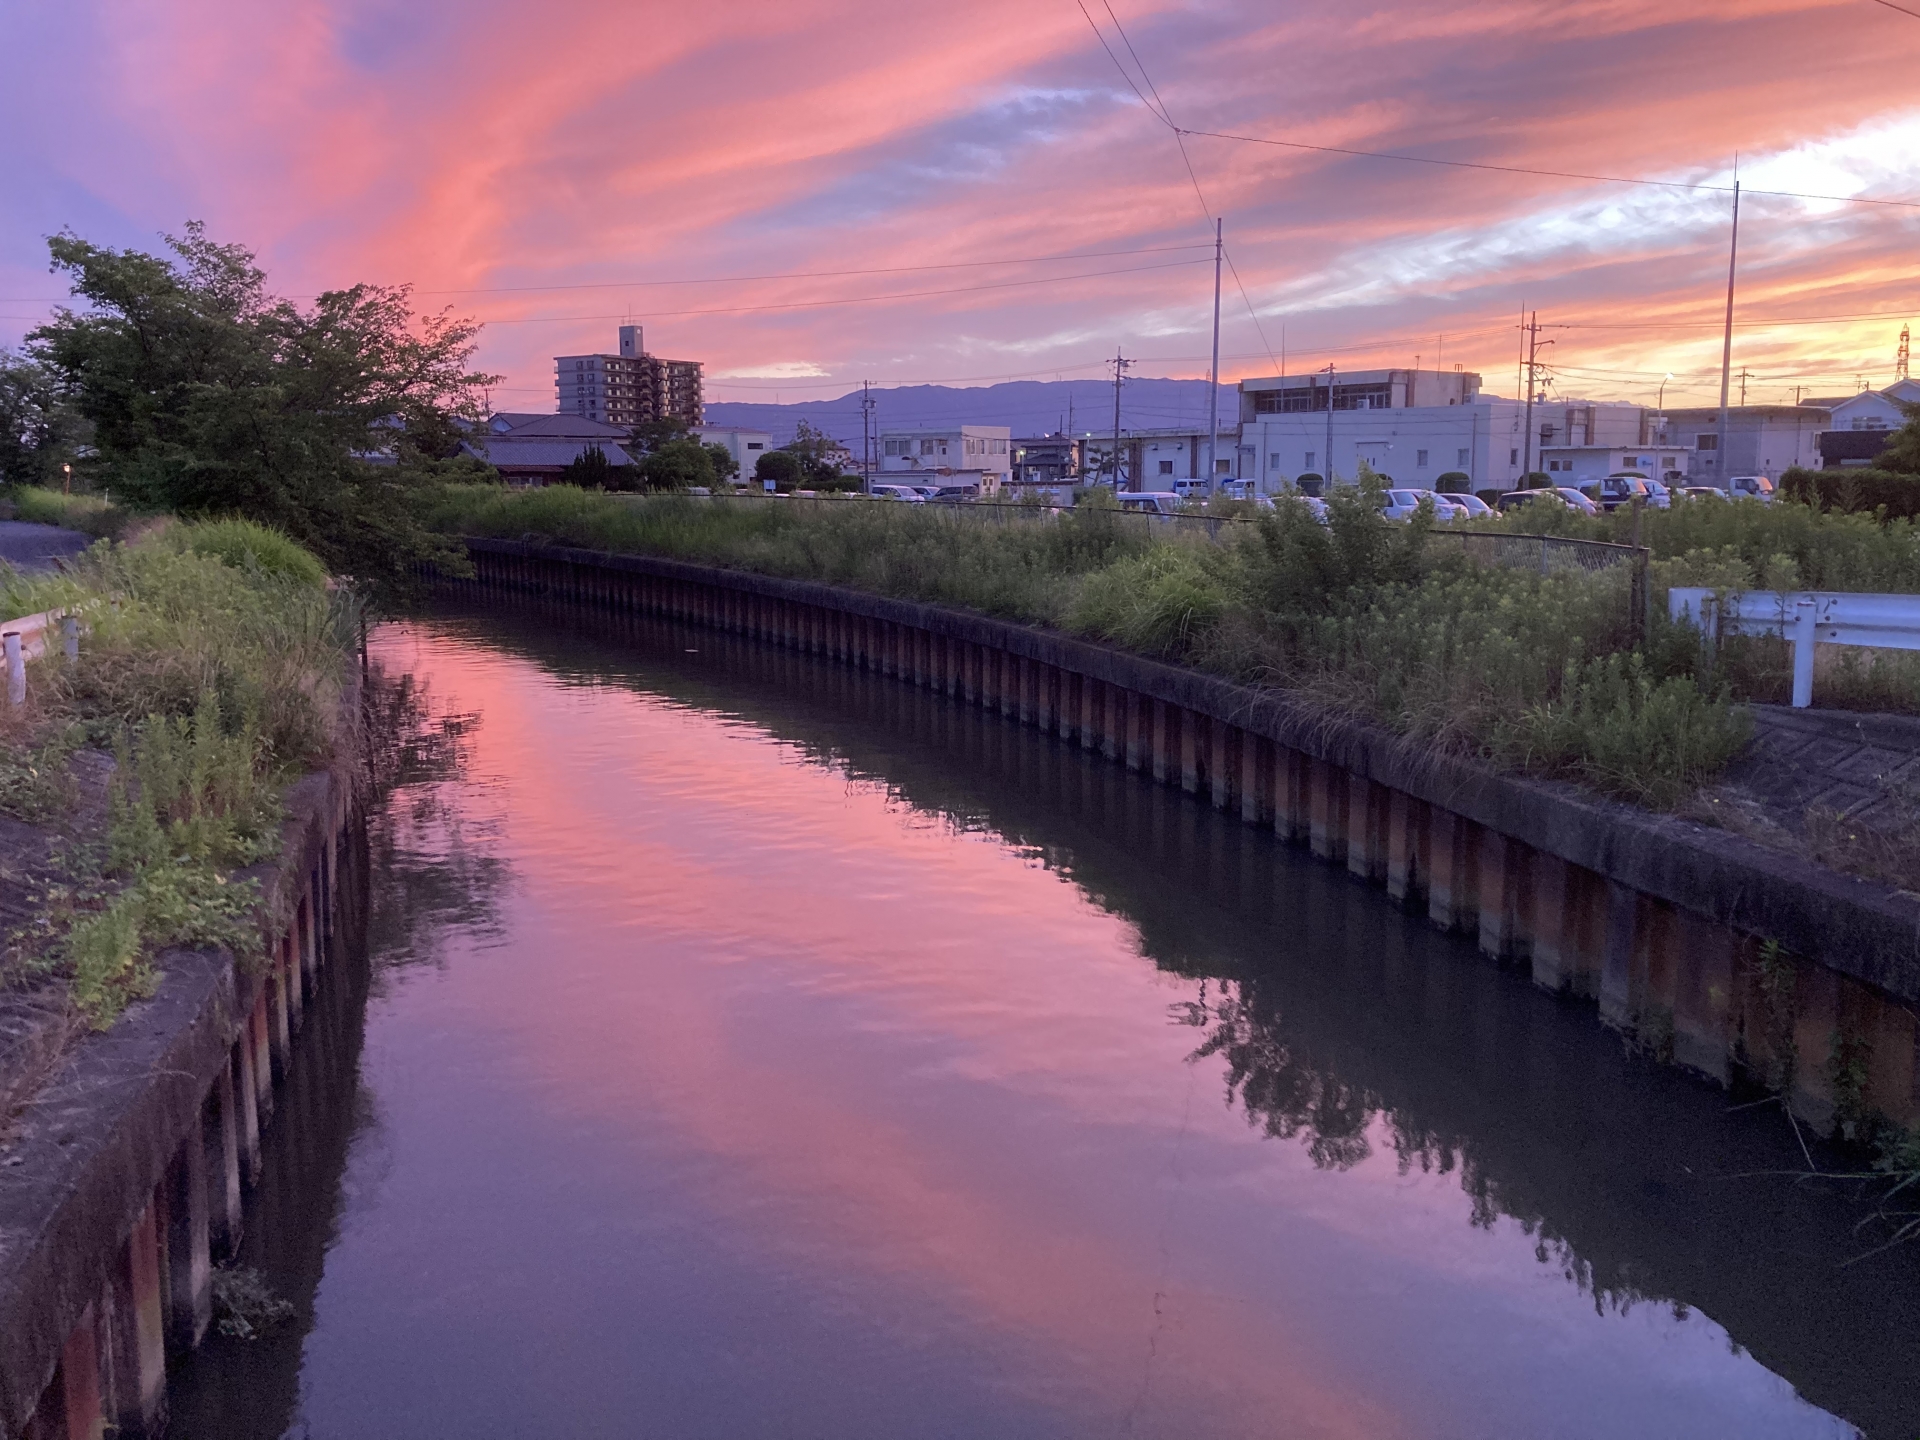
[167,600,1920,1439]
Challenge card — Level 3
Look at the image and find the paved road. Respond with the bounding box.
[0,521,91,572]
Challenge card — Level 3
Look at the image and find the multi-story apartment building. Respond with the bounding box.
[555,326,704,430]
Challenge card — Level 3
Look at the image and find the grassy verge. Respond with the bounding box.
[424,484,1767,807]
[5,487,141,541]
[0,518,355,1030]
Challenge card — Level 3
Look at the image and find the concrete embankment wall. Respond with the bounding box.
[449,537,1920,1136]
[0,771,364,1440]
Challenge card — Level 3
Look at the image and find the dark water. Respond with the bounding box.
[167,602,1920,1440]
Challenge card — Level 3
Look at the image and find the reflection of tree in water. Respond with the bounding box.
[362,666,512,978]
[1179,981,1666,1315]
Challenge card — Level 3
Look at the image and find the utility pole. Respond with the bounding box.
[1323,363,1336,487]
[1714,180,1741,488]
[1521,313,1540,481]
[1738,367,1751,406]
[861,380,876,492]
[1109,349,1132,489]
[1205,218,1223,497]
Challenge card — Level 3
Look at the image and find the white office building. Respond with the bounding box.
[693,424,772,483]
[1239,369,1658,493]
[878,426,1012,492]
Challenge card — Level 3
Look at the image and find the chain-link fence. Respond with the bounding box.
[1425,529,1643,576]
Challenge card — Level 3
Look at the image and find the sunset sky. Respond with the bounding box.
[2,0,1916,410]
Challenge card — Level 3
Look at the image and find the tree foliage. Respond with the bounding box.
[783,419,846,486]
[754,449,803,488]
[0,349,80,488]
[638,439,715,491]
[1877,401,1920,476]
[702,442,739,483]
[26,223,497,594]
[562,443,618,489]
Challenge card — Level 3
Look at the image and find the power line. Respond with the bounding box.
[1866,0,1920,19]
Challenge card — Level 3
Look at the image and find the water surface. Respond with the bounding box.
[168,603,1920,1439]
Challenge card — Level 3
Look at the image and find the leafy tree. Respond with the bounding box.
[1877,401,1920,475]
[783,419,846,485]
[754,450,803,488]
[562,443,616,489]
[1433,471,1472,493]
[703,442,739,484]
[26,223,495,594]
[0,350,81,488]
[629,416,690,454]
[638,438,715,491]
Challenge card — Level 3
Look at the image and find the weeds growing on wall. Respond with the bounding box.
[1,521,353,1028]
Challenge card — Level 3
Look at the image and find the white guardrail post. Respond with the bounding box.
[2,608,88,706]
[1669,587,1920,708]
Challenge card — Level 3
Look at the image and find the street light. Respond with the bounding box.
[62,463,71,496]
[1657,373,1673,409]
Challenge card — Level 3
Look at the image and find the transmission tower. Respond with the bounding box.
[1899,324,1911,382]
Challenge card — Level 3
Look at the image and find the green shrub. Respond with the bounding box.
[1778,467,1920,521]
[1434,472,1472,492]
[170,517,328,588]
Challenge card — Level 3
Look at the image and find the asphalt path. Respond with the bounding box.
[0,521,91,573]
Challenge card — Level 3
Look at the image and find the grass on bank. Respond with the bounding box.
[422,483,1828,807]
[0,517,355,1028]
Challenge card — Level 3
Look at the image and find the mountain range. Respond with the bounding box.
[702,378,1239,448]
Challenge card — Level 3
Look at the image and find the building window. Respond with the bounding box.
[1304,451,1316,471]
[885,439,909,457]
[1216,459,1231,474]
[1623,456,1640,468]
[1456,448,1469,467]
[1269,453,1282,470]
[1159,460,1174,475]
[1509,448,1519,465]
[1416,449,1429,467]
[1697,434,1718,451]
[747,442,764,451]
[920,439,936,456]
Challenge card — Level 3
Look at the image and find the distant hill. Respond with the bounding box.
[702,378,1238,447]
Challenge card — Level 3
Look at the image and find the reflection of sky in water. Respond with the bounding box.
[279,620,1860,1440]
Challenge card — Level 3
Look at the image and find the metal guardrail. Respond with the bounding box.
[1,610,82,706]
[1669,587,1920,707]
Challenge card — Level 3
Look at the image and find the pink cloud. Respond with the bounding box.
[1,0,1915,407]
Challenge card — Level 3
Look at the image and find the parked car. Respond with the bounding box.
[1117,491,1185,517]
[1496,488,1568,514]
[1680,486,1726,501]
[1552,487,1600,515]
[1379,488,1458,521]
[1594,474,1670,512]
[1441,492,1494,520]
[1171,478,1209,500]
[868,483,925,502]
[1727,474,1776,503]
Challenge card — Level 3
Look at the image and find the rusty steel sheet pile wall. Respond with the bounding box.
[0,770,366,1440]
[449,538,1920,1139]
